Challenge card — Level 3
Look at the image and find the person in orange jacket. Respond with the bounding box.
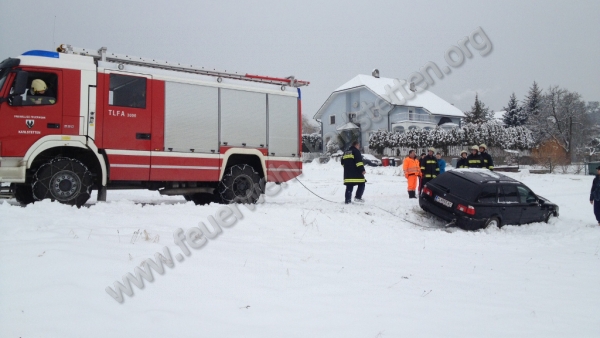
[403,149,422,199]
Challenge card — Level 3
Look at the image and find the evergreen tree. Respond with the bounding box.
[524,81,544,143]
[463,94,492,125]
[524,81,542,117]
[502,92,526,126]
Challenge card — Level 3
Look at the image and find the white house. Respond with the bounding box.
[314,73,464,150]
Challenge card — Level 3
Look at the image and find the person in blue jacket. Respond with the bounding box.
[436,152,446,174]
[590,166,600,226]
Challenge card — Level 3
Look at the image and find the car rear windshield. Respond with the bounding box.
[430,173,479,201]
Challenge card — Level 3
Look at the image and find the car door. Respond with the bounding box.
[475,184,499,220]
[498,184,522,225]
[517,185,545,224]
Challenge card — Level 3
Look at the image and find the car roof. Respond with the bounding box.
[447,169,518,184]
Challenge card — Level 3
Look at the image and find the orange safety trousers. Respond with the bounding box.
[407,175,419,191]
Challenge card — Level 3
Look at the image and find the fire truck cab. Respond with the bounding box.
[0,46,307,207]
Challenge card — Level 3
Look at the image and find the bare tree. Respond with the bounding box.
[302,115,320,134]
[539,86,589,162]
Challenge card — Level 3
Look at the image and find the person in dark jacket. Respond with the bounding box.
[479,144,494,170]
[341,141,366,204]
[456,150,469,168]
[420,147,439,191]
[467,145,482,168]
[590,166,600,225]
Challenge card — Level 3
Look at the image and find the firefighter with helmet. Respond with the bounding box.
[341,141,366,204]
[403,149,421,199]
[420,147,439,192]
[479,144,494,170]
[28,79,55,105]
[456,150,469,168]
[467,145,482,168]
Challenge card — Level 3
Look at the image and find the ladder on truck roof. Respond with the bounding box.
[56,44,309,88]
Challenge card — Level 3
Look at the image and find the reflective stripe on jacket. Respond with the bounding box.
[403,157,422,178]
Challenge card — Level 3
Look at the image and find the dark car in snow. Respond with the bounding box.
[419,169,559,230]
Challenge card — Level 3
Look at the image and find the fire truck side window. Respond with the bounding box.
[109,74,146,109]
[16,72,58,106]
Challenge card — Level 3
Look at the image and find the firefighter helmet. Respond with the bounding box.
[479,144,487,149]
[428,147,435,152]
[461,150,468,155]
[471,145,479,151]
[31,79,47,94]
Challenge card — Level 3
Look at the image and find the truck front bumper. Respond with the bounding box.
[0,157,26,183]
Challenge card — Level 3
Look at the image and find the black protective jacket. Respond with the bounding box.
[456,157,469,168]
[341,147,365,185]
[590,175,600,201]
[466,153,482,168]
[420,154,439,179]
[480,151,494,170]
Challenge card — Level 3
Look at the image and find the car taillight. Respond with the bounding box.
[422,186,433,196]
[457,204,475,216]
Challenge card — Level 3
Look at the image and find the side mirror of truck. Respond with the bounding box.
[12,71,28,96]
[3,71,28,106]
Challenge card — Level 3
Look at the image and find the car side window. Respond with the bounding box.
[517,186,537,204]
[499,185,519,204]
[477,184,498,203]
[109,73,147,109]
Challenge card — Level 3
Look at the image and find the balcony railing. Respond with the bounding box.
[392,112,435,123]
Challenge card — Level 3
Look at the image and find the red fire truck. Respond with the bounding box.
[0,45,308,207]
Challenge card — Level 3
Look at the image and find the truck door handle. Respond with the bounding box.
[47,123,60,129]
[136,133,151,140]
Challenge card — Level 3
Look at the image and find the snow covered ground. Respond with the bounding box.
[1,161,599,337]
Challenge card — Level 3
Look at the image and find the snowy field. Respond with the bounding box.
[1,161,599,337]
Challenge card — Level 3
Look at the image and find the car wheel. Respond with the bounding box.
[483,217,500,229]
[32,157,93,208]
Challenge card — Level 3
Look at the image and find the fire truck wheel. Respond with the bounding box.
[190,193,214,205]
[14,183,35,205]
[32,158,94,208]
[219,164,262,204]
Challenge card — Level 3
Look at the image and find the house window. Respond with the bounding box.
[408,125,418,130]
[393,126,405,133]
[424,127,432,131]
[329,115,335,125]
[348,113,357,122]
[373,109,380,118]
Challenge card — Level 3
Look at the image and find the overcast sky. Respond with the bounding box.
[2,0,598,119]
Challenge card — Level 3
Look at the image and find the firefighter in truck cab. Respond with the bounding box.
[27,79,55,105]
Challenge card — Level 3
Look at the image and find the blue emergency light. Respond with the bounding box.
[21,50,60,58]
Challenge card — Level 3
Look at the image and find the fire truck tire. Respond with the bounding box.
[189,193,214,205]
[32,157,94,208]
[219,164,263,204]
[14,184,35,205]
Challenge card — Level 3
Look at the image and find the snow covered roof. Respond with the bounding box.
[336,122,360,131]
[322,74,465,118]
[494,110,506,122]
